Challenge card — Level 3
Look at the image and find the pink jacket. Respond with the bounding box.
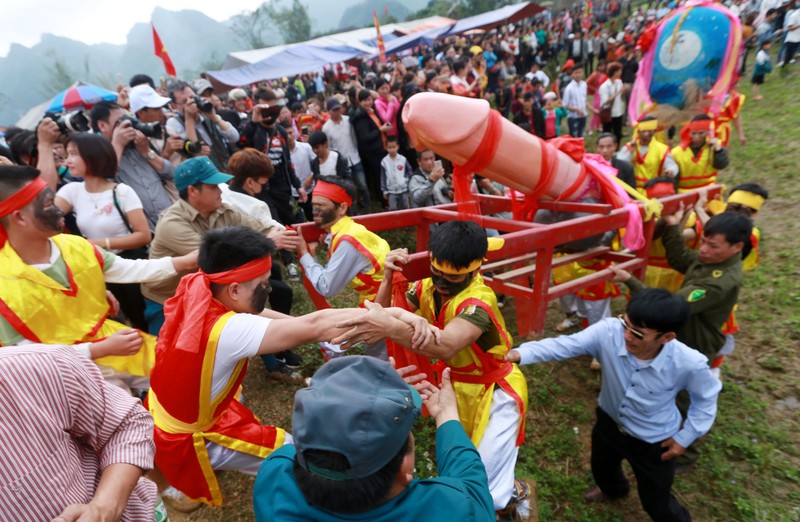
[374,95,400,137]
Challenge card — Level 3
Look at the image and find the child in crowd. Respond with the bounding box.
[752,40,773,100]
[380,136,412,210]
[541,92,570,139]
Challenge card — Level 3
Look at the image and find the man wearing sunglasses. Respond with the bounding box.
[610,209,752,469]
[507,289,721,522]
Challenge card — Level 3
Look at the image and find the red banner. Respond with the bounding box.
[152,24,177,77]
[373,10,387,64]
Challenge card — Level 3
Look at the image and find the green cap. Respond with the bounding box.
[174,157,233,191]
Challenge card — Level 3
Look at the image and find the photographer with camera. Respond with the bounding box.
[8,118,63,191]
[129,83,184,167]
[239,88,307,226]
[165,80,239,173]
[90,101,177,232]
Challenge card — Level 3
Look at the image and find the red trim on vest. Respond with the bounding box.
[92,245,105,270]
[0,297,43,343]
[449,296,526,445]
[336,235,380,271]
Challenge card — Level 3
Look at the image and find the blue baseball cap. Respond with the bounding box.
[174,157,233,191]
[293,356,422,480]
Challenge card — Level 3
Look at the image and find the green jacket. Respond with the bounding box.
[626,224,743,358]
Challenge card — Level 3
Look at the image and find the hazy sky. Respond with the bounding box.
[0,0,262,57]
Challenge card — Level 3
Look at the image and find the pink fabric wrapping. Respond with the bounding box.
[582,153,645,251]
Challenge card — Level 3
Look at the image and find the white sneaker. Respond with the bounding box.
[287,263,300,281]
[791,59,797,64]
[777,61,785,67]
[556,317,577,332]
[161,486,202,513]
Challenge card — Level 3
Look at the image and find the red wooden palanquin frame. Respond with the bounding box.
[294,186,721,338]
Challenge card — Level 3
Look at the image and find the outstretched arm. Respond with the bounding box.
[374,248,410,307]
[332,302,474,360]
[256,308,365,355]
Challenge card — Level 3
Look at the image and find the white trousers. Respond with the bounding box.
[577,297,612,325]
[206,433,294,476]
[477,387,522,510]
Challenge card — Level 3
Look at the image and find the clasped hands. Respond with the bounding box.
[332,301,441,351]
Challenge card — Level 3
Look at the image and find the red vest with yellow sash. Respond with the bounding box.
[414,274,528,447]
[0,233,154,376]
[147,300,285,506]
[714,93,744,148]
[329,215,390,304]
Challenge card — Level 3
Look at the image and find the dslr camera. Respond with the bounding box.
[43,110,91,135]
[117,115,164,139]
[193,96,214,113]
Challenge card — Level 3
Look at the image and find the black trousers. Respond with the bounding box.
[603,116,624,147]
[591,407,691,522]
[260,262,294,371]
[107,282,148,331]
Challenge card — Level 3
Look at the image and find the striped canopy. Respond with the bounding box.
[46,82,118,113]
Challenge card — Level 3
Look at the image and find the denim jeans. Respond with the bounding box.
[350,162,371,210]
[568,116,587,138]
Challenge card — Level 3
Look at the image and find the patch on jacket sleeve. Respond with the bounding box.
[688,289,706,302]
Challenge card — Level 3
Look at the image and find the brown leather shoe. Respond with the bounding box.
[265,364,305,385]
[583,486,610,503]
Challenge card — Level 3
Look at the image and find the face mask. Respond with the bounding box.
[34,189,65,233]
[312,205,339,228]
[250,281,271,313]
[431,272,472,297]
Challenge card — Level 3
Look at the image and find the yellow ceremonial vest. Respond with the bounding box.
[631,140,670,194]
[644,239,685,292]
[329,216,390,303]
[743,227,760,272]
[644,213,700,293]
[415,274,528,447]
[0,234,155,376]
[672,143,716,192]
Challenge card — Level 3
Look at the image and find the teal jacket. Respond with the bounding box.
[253,420,494,521]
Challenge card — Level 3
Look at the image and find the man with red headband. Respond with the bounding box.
[148,226,415,509]
[671,115,730,193]
[295,175,390,359]
[335,220,534,521]
[0,165,197,388]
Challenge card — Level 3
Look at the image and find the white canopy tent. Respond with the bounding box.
[222,16,455,69]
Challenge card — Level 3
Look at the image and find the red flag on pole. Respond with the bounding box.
[152,24,177,76]
[373,10,387,64]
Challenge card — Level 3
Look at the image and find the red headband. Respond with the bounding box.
[158,254,274,355]
[204,255,273,284]
[314,180,353,206]
[0,177,47,218]
[0,177,48,246]
[689,120,712,132]
[645,181,675,198]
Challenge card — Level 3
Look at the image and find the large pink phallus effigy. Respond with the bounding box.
[402,92,649,250]
[402,92,589,199]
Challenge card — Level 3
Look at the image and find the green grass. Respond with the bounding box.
[172,58,800,521]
